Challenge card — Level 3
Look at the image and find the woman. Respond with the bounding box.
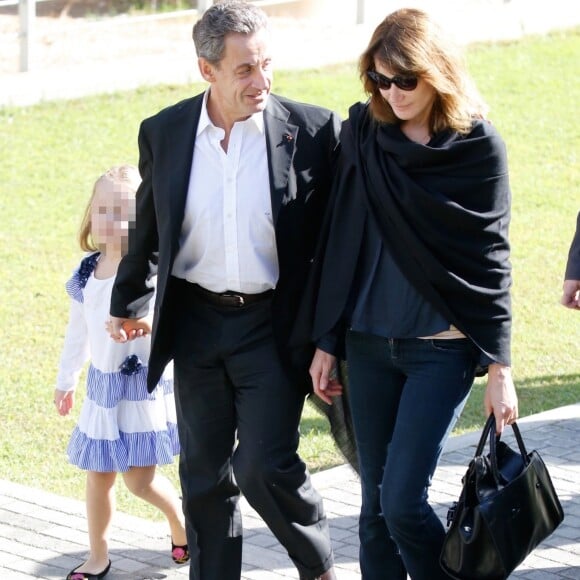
[308,8,518,580]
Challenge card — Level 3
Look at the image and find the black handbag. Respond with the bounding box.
[440,414,564,580]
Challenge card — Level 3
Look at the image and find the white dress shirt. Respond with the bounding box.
[171,91,278,294]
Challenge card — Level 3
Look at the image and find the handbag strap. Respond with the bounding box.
[475,415,530,483]
[474,414,496,456]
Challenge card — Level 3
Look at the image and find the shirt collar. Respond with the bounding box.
[197,88,265,136]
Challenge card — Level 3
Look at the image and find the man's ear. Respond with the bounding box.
[198,58,216,82]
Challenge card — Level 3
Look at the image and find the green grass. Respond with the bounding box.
[1,29,579,521]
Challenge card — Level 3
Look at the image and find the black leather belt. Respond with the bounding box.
[174,277,273,308]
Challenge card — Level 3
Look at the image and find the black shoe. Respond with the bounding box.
[66,559,111,580]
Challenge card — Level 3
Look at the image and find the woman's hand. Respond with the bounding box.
[483,363,518,433]
[309,348,343,405]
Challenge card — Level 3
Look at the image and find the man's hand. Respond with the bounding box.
[561,279,580,309]
[309,348,343,405]
[107,316,152,342]
[483,363,518,434]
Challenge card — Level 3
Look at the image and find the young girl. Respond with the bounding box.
[54,165,188,580]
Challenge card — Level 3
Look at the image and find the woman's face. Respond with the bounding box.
[373,60,436,126]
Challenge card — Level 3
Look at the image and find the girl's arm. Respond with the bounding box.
[54,299,89,415]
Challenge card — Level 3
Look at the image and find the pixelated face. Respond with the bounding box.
[90,179,136,255]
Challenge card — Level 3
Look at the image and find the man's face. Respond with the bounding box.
[201,28,273,127]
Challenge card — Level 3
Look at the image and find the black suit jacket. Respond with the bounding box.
[111,92,341,392]
[565,212,580,280]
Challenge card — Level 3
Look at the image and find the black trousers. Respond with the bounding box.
[171,280,333,580]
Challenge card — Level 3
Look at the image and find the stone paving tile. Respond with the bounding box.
[0,404,578,579]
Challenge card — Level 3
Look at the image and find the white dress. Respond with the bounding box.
[56,252,179,472]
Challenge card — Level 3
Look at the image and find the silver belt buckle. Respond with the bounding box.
[223,293,245,307]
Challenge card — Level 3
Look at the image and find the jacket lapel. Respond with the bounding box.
[264,96,299,224]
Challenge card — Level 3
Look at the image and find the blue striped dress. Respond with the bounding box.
[56,253,179,472]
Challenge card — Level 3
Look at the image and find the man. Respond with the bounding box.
[562,211,580,309]
[109,2,340,579]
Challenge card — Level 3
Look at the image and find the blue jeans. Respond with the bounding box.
[345,331,478,580]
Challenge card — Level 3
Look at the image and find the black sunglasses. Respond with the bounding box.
[366,70,418,91]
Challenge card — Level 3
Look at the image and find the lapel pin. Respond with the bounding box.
[277,133,294,147]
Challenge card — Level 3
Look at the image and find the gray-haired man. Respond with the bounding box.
[110,2,339,578]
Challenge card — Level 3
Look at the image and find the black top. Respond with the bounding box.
[299,102,512,370]
[351,214,450,338]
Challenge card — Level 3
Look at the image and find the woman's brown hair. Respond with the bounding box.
[359,8,487,134]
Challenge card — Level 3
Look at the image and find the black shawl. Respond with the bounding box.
[309,102,512,368]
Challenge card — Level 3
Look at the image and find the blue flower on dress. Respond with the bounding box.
[65,252,100,303]
[77,253,100,289]
[119,354,143,376]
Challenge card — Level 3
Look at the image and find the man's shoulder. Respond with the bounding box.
[142,93,204,127]
[269,94,340,125]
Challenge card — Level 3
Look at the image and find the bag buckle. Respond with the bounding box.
[446,501,457,527]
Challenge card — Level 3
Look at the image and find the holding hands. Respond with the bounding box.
[107,316,152,342]
[54,316,152,415]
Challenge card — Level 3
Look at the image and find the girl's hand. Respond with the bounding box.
[483,363,518,434]
[107,316,151,342]
[309,348,343,405]
[54,389,74,416]
[122,318,152,338]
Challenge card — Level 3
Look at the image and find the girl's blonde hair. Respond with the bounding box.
[359,8,488,134]
[78,165,141,252]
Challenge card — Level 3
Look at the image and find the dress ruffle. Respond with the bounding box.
[85,364,171,407]
[67,422,179,472]
[69,364,178,472]
[65,252,100,303]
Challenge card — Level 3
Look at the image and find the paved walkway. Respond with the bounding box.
[1,404,578,579]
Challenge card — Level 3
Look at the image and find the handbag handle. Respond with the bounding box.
[474,414,530,484]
